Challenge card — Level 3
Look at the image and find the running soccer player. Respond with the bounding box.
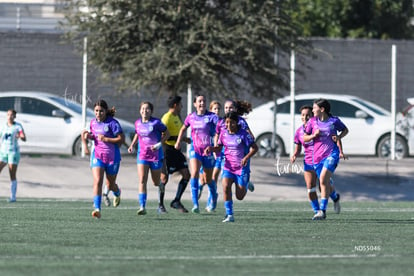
[128,101,170,215]
[291,105,342,217]
[198,100,222,212]
[174,94,219,214]
[0,109,26,203]
[205,111,258,222]
[160,95,191,213]
[82,100,123,219]
[304,98,348,220]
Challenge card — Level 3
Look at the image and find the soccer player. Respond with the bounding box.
[204,111,258,222]
[0,109,26,203]
[128,101,170,215]
[216,100,255,192]
[291,105,343,218]
[81,100,123,219]
[175,94,219,214]
[160,96,191,213]
[304,98,348,220]
[198,100,222,212]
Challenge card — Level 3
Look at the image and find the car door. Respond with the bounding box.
[328,99,376,154]
[16,96,73,154]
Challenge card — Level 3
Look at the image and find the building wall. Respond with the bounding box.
[1,31,414,123]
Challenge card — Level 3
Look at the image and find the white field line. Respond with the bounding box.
[1,204,414,213]
[0,254,400,261]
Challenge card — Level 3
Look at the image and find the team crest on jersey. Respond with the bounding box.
[149,125,154,132]
[104,125,109,132]
[236,138,242,144]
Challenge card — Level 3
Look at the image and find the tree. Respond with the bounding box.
[63,0,311,99]
[285,0,414,39]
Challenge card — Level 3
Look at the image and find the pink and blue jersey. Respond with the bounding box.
[218,128,255,175]
[135,117,167,162]
[184,111,218,156]
[293,125,314,165]
[305,116,347,164]
[0,122,24,153]
[90,117,123,164]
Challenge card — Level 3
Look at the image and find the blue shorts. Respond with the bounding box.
[222,168,250,188]
[137,159,163,170]
[314,151,339,178]
[0,151,20,165]
[303,161,314,172]
[189,149,215,169]
[214,155,224,169]
[90,155,121,175]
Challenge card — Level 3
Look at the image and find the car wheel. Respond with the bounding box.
[255,133,285,158]
[376,134,408,159]
[73,136,92,157]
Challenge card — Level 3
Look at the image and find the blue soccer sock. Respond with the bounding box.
[224,200,233,216]
[207,181,218,208]
[93,195,102,210]
[320,198,329,211]
[329,190,339,201]
[10,180,17,201]
[113,189,121,197]
[310,199,320,214]
[138,193,147,208]
[190,178,199,207]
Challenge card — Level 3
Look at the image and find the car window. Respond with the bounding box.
[50,96,95,116]
[273,99,314,114]
[0,97,16,112]
[20,97,58,117]
[329,100,359,118]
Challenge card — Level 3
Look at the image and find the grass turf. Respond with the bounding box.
[0,199,413,275]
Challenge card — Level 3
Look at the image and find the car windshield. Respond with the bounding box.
[49,96,95,116]
[352,98,389,116]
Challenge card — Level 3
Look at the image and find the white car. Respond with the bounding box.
[0,91,136,156]
[244,93,408,159]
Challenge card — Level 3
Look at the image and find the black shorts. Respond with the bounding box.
[164,145,188,174]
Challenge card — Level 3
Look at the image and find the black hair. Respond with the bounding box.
[224,111,239,123]
[94,99,116,117]
[313,98,332,117]
[299,105,312,113]
[167,95,182,108]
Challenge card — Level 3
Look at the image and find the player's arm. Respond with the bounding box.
[241,142,258,167]
[290,143,302,163]
[128,133,138,153]
[174,125,188,150]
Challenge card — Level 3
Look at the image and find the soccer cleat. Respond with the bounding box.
[157,204,167,214]
[113,189,121,207]
[191,206,200,214]
[333,194,341,214]
[222,214,235,223]
[312,210,326,220]
[248,181,255,192]
[205,205,215,213]
[8,198,16,203]
[137,207,147,215]
[170,200,189,213]
[91,209,101,219]
[103,194,111,207]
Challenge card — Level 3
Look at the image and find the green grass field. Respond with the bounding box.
[1,199,413,275]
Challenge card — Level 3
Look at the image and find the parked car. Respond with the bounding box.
[0,91,136,156]
[244,93,409,159]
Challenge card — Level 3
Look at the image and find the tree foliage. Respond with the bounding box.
[285,0,414,39]
[63,0,311,99]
